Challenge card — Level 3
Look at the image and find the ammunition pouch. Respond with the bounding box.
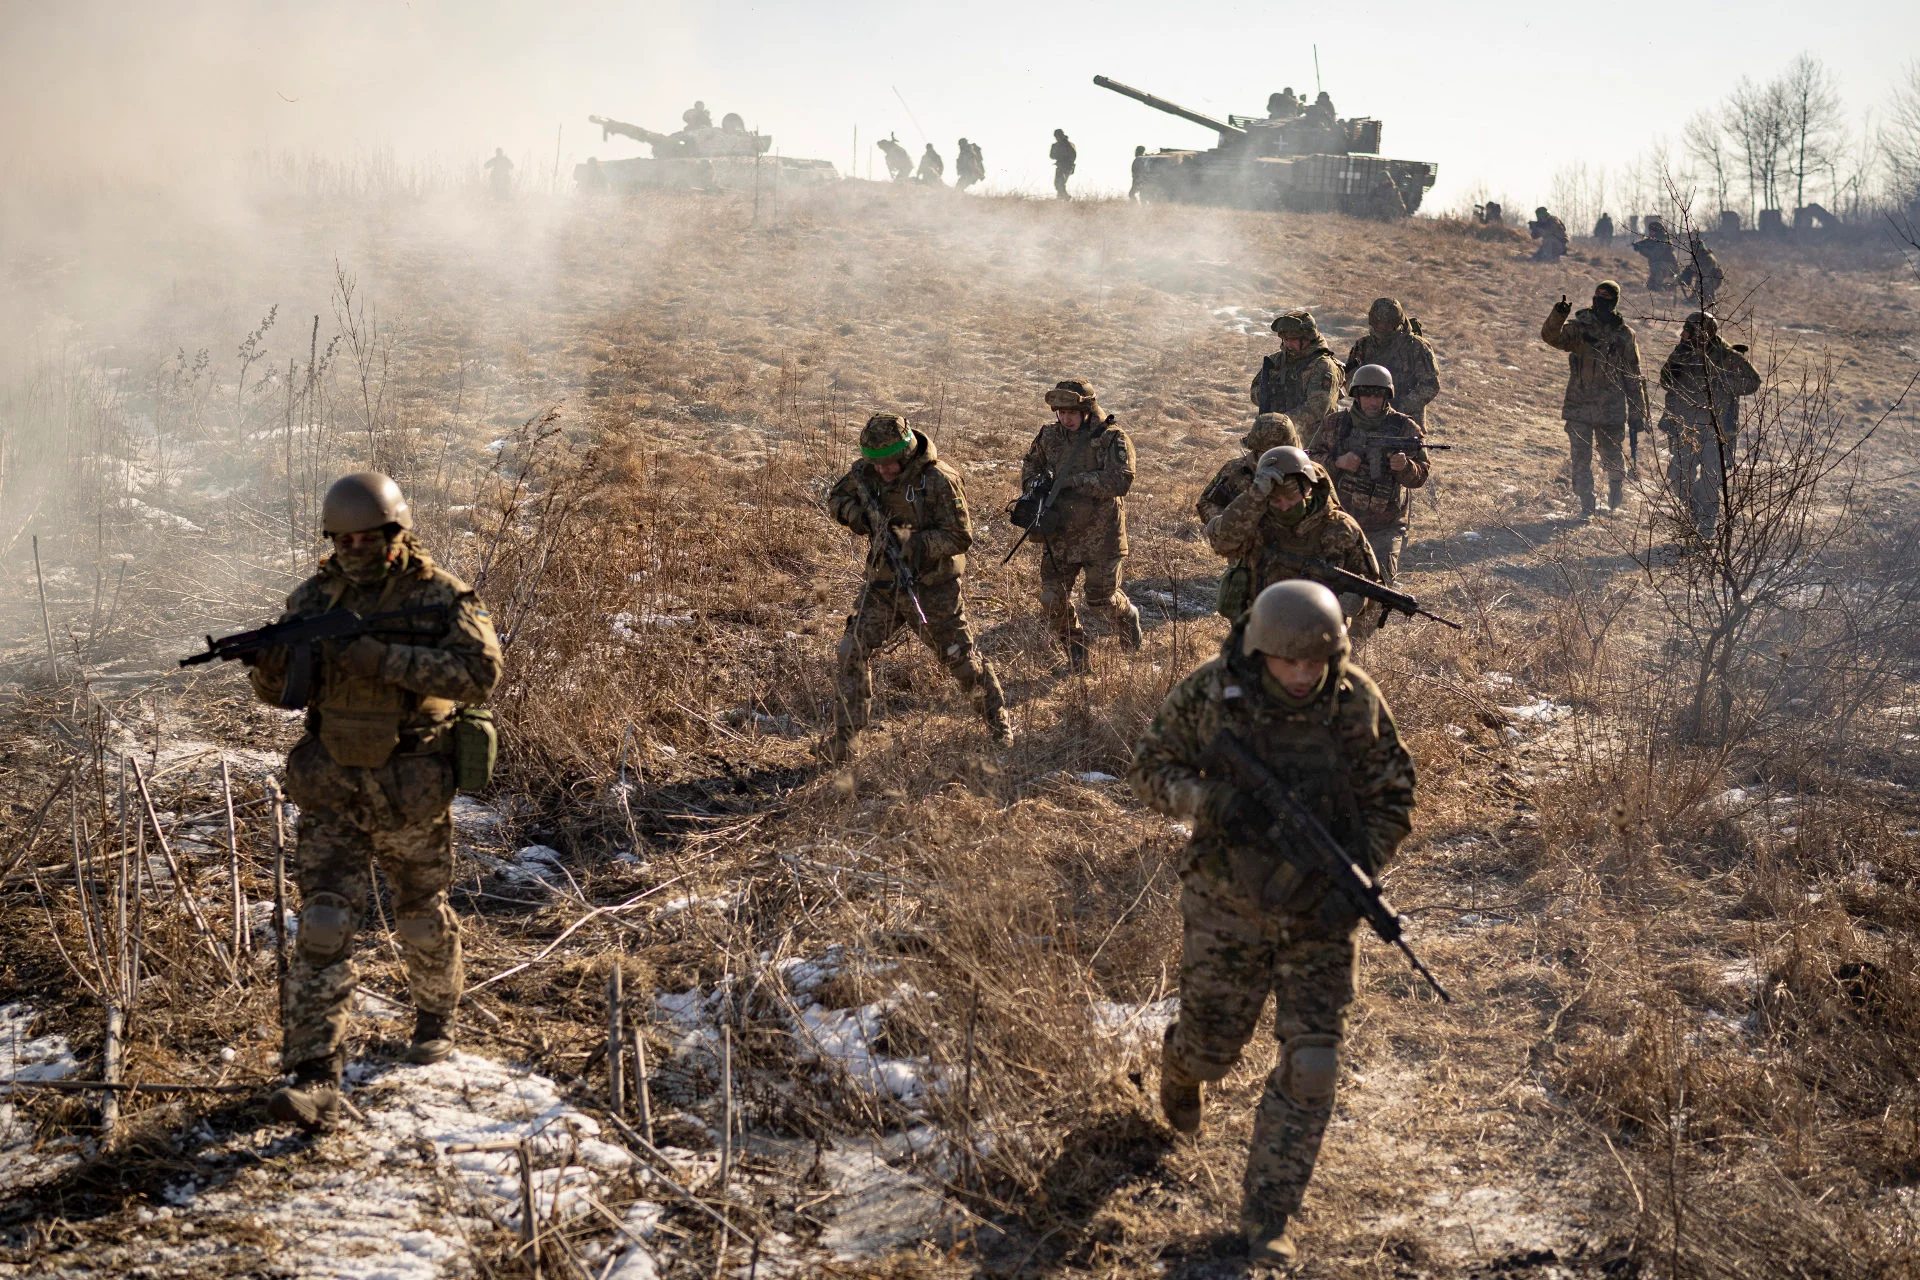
[1216,562,1253,620]
[451,708,498,792]
[279,642,319,710]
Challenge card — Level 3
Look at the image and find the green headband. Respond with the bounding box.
[861,435,912,461]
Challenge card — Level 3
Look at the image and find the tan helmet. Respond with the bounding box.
[1255,445,1313,491]
[321,472,412,535]
[1349,363,1395,397]
[860,412,915,461]
[1270,309,1319,339]
[1244,411,1301,453]
[1241,580,1349,662]
[1368,297,1405,329]
[1044,379,1098,412]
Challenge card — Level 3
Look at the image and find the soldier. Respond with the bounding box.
[1365,176,1406,221]
[682,100,713,130]
[1304,91,1337,128]
[1309,365,1431,586]
[955,138,983,191]
[1529,206,1569,261]
[483,147,514,199]
[1677,232,1725,308]
[1251,310,1343,429]
[1633,217,1679,291]
[1129,145,1149,201]
[1593,211,1615,245]
[1266,87,1302,120]
[1018,380,1142,671]
[1206,446,1384,640]
[1342,298,1441,427]
[1128,579,1416,1267]
[1197,412,1302,525]
[915,144,945,185]
[248,473,503,1131]
[1540,281,1648,517]
[823,414,1011,762]
[1050,129,1077,199]
[1657,311,1760,538]
[878,136,913,183]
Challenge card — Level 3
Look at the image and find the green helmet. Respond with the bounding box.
[860,413,915,461]
[1270,309,1319,338]
[321,472,412,535]
[1242,580,1349,662]
[1368,297,1405,329]
[1244,411,1301,453]
[1044,379,1098,411]
[1349,363,1395,397]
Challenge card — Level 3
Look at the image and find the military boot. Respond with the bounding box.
[1118,604,1144,652]
[268,1053,343,1133]
[1159,1031,1202,1135]
[987,710,1016,748]
[1607,476,1625,510]
[407,1010,455,1065]
[1245,1222,1300,1269]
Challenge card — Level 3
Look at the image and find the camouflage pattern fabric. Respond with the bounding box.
[1342,329,1441,425]
[1204,464,1383,638]
[1541,302,1647,509]
[1128,627,1415,1237]
[1038,550,1136,648]
[250,536,503,1069]
[1529,214,1568,260]
[1020,417,1135,561]
[1308,407,1431,536]
[1633,236,1679,290]
[1678,246,1725,308]
[1195,415,1302,525]
[828,431,972,587]
[833,578,1006,734]
[1250,345,1342,426]
[1659,338,1759,535]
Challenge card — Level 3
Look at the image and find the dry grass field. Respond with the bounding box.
[2,180,1919,1279]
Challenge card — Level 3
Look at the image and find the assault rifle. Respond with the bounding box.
[1347,437,1451,483]
[860,482,929,628]
[1274,552,1463,630]
[1209,729,1451,1002]
[1001,469,1070,565]
[180,604,451,709]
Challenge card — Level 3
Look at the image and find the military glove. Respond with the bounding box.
[339,636,389,679]
[1250,469,1276,500]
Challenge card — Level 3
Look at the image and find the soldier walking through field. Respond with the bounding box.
[247,473,503,1131]
[1593,211,1615,245]
[955,139,984,191]
[1309,364,1432,584]
[483,148,514,199]
[1129,580,1418,1267]
[1050,128,1077,199]
[1205,445,1384,640]
[1129,145,1149,201]
[1196,412,1302,526]
[1252,310,1343,429]
[821,414,1012,763]
[1342,298,1440,427]
[1017,380,1142,671]
[878,135,913,183]
[915,144,945,185]
[1540,280,1648,518]
[1658,311,1760,538]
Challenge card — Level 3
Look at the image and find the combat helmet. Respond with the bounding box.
[1242,580,1349,662]
[1254,446,1314,494]
[1368,297,1406,329]
[1044,379,1100,414]
[1348,364,1395,398]
[321,472,413,536]
[1270,309,1320,339]
[860,413,916,462]
[1683,310,1718,339]
[1244,411,1301,453]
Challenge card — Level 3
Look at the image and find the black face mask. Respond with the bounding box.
[1592,294,1618,316]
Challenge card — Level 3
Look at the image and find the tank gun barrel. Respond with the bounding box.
[588,115,679,151]
[1092,75,1245,138]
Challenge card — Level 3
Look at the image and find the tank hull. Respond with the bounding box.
[1134,150,1436,214]
[578,155,839,193]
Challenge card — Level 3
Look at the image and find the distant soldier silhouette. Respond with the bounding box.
[1267,87,1302,119]
[1593,212,1615,245]
[1677,232,1725,308]
[1050,129,1077,199]
[878,135,914,183]
[955,138,985,191]
[682,100,713,129]
[1304,91,1336,128]
[483,148,514,199]
[1633,217,1680,291]
[1366,176,1406,221]
[1529,206,1569,261]
[915,144,945,185]
[1129,145,1149,201]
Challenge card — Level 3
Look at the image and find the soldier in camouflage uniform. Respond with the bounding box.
[1677,232,1725,309]
[1540,281,1648,517]
[1633,217,1679,292]
[1657,311,1760,538]
[1196,412,1301,525]
[1309,363,1431,584]
[1529,206,1569,261]
[247,473,503,1131]
[1019,380,1142,672]
[1251,310,1343,429]
[1206,446,1383,640]
[1342,298,1441,427]
[1129,580,1417,1266]
[822,414,1012,762]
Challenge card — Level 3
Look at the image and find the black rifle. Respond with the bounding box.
[1001,469,1062,565]
[180,604,450,709]
[1348,437,1451,485]
[1274,552,1463,630]
[860,482,929,628]
[1209,729,1450,1002]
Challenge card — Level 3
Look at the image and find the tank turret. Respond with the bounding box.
[577,112,837,193]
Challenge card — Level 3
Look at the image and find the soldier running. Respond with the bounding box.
[249,473,503,1131]
[1018,380,1143,671]
[1308,363,1432,584]
[1252,310,1343,429]
[1130,579,1418,1267]
[823,414,1012,763]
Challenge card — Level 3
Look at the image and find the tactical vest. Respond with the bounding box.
[310,569,456,769]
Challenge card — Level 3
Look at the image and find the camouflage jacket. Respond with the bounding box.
[1020,417,1134,560]
[1658,338,1760,431]
[1251,344,1343,425]
[1540,305,1647,429]
[1308,407,1431,533]
[1633,237,1677,270]
[828,431,972,586]
[1204,462,1381,619]
[1343,328,1441,422]
[1194,414,1301,524]
[1128,624,1416,902]
[1049,138,1077,170]
[249,537,502,756]
[1678,248,1724,293]
[1530,214,1568,245]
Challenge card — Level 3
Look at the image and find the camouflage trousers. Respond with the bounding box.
[1565,419,1627,511]
[1038,548,1138,648]
[1162,867,1358,1237]
[834,577,1005,734]
[281,737,463,1068]
[1664,421,1732,536]
[1364,526,1405,587]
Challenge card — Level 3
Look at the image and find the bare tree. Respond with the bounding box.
[1778,53,1843,212]
[1682,110,1732,219]
[1882,60,1920,206]
[1725,76,1788,218]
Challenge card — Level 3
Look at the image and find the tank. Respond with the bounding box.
[1094,76,1436,216]
[576,114,838,192]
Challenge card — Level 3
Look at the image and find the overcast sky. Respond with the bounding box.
[3,0,1915,211]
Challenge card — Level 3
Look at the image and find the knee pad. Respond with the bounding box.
[1278,1033,1341,1108]
[396,902,454,950]
[297,892,356,962]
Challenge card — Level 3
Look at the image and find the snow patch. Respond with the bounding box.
[1,1003,82,1186]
